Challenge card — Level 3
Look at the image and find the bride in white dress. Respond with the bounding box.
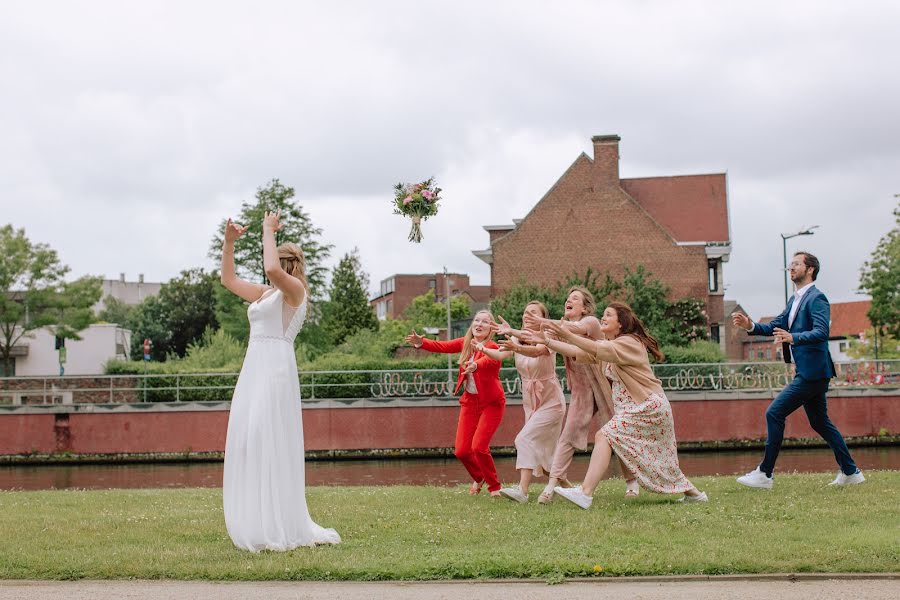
[221,210,340,551]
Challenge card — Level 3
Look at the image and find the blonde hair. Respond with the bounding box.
[564,285,596,319]
[459,309,495,365]
[277,243,307,285]
[525,300,549,319]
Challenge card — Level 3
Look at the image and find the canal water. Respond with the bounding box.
[1,446,897,491]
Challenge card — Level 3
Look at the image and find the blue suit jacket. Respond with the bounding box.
[751,286,835,380]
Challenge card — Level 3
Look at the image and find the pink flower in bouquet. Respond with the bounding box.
[403,195,413,205]
[421,190,433,201]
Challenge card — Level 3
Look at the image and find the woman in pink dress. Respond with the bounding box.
[540,302,708,509]
[475,301,565,503]
[521,287,636,503]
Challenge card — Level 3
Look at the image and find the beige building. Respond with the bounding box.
[93,273,162,312]
[7,324,131,377]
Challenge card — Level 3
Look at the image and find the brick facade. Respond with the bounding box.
[371,273,491,321]
[475,135,730,330]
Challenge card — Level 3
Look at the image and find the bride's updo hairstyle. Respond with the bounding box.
[277,243,306,283]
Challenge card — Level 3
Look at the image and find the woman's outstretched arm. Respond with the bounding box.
[220,218,270,303]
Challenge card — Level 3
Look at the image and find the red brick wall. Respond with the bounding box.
[2,393,896,456]
[491,154,712,314]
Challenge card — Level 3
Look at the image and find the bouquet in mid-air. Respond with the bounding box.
[392,177,442,243]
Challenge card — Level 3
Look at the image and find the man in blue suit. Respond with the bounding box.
[733,251,864,489]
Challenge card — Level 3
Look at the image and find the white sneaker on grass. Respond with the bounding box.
[828,470,865,486]
[736,468,773,489]
[678,491,709,503]
[554,485,593,509]
[498,487,529,503]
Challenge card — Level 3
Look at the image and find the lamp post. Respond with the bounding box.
[443,266,454,388]
[781,226,819,305]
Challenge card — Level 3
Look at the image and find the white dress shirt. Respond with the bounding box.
[746,282,814,332]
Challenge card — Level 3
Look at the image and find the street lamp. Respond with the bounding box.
[443,266,454,387]
[781,225,819,305]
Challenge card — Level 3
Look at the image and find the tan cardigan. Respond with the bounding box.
[588,334,664,401]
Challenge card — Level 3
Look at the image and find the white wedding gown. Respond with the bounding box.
[223,288,341,551]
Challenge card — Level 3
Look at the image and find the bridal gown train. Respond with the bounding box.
[223,288,340,551]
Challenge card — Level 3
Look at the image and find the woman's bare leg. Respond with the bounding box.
[581,431,614,496]
[518,469,533,495]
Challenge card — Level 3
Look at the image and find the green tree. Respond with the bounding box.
[402,289,471,330]
[490,265,710,348]
[846,329,900,360]
[98,297,136,327]
[321,249,379,346]
[156,268,219,357]
[208,178,333,300]
[127,295,170,361]
[490,268,621,325]
[0,225,102,374]
[859,202,900,342]
[214,283,250,343]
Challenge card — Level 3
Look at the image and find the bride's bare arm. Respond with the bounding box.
[221,219,270,303]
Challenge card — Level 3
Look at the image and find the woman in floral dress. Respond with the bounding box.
[538,302,707,509]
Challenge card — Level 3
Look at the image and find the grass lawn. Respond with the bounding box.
[0,472,897,581]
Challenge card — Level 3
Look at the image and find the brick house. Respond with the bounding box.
[472,134,731,343]
[370,273,491,321]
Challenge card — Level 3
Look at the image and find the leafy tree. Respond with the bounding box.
[491,265,711,347]
[214,283,250,343]
[0,225,102,374]
[490,268,621,326]
[402,289,471,330]
[208,178,333,300]
[98,296,136,327]
[846,329,900,360]
[124,268,219,360]
[859,202,900,341]
[321,249,378,346]
[127,295,170,361]
[156,268,219,357]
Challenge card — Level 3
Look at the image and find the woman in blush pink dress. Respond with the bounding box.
[540,302,708,509]
[520,287,636,503]
[475,301,565,503]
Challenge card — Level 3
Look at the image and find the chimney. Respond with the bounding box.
[138,273,144,284]
[119,273,125,283]
[591,134,620,188]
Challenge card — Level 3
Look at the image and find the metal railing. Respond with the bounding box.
[0,360,897,406]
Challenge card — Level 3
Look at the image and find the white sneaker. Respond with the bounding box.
[828,470,865,486]
[678,491,709,503]
[736,468,774,489]
[554,485,593,509]
[498,486,529,503]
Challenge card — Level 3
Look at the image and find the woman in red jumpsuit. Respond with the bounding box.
[405,309,507,496]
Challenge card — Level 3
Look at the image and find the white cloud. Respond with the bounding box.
[1,0,897,321]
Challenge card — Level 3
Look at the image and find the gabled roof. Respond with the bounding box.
[830,300,871,338]
[620,174,729,243]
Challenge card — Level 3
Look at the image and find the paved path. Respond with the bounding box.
[1,577,897,600]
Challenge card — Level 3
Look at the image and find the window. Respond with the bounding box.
[710,324,720,344]
[376,301,386,319]
[757,351,764,360]
[380,277,395,297]
[386,299,393,316]
[708,260,719,292]
[428,279,436,289]
[765,348,772,360]
[839,342,848,352]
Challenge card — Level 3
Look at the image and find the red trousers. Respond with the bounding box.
[454,393,506,493]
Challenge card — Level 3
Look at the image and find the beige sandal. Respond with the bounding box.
[538,484,555,504]
[625,478,640,498]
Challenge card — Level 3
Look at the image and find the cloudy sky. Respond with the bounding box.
[2,1,898,319]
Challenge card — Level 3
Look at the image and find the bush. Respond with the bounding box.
[660,340,726,364]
